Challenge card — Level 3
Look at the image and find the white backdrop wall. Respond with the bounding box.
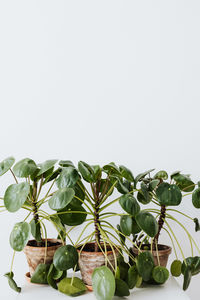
[0,1,200,299]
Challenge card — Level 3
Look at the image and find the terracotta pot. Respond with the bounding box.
[133,244,172,267]
[23,239,62,276]
[77,242,119,286]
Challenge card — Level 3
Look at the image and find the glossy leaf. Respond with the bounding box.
[119,194,140,216]
[181,256,200,276]
[136,251,155,281]
[53,245,78,271]
[47,264,57,289]
[154,170,168,180]
[171,260,182,277]
[4,272,21,293]
[115,278,130,297]
[127,265,138,289]
[0,157,15,176]
[156,182,182,206]
[13,158,37,178]
[92,266,116,300]
[31,263,50,284]
[48,187,75,211]
[119,165,134,182]
[183,266,192,291]
[58,277,86,296]
[141,182,152,204]
[37,160,58,176]
[30,219,42,242]
[59,203,87,226]
[152,266,169,284]
[9,222,30,251]
[4,182,30,212]
[116,178,129,194]
[78,161,95,182]
[172,173,195,192]
[192,188,200,208]
[136,211,158,237]
[56,167,79,189]
[103,162,121,177]
[120,215,133,236]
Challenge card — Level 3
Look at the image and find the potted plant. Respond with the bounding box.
[0,157,75,291]
[118,169,200,291]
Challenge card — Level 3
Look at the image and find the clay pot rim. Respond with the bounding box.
[24,238,63,249]
[77,242,119,256]
[133,244,172,255]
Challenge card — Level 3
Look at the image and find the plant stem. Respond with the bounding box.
[153,205,166,247]
[32,181,42,246]
[94,181,101,252]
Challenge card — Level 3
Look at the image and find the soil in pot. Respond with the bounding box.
[133,244,172,267]
[77,242,119,286]
[24,239,63,276]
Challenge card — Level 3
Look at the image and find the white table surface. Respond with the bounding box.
[1,275,190,300]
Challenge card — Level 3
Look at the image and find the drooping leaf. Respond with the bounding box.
[127,265,138,289]
[140,182,152,204]
[183,266,192,291]
[0,157,15,176]
[116,178,130,194]
[192,188,200,208]
[172,173,195,192]
[78,161,95,183]
[9,222,30,251]
[152,266,169,284]
[4,182,30,212]
[13,158,37,178]
[181,256,200,276]
[136,211,158,237]
[154,170,168,180]
[119,194,140,216]
[30,219,42,242]
[53,245,78,271]
[92,266,116,300]
[31,263,50,284]
[171,260,182,277]
[59,203,87,226]
[136,251,155,281]
[119,165,134,182]
[56,167,79,189]
[156,182,182,206]
[4,272,21,293]
[47,263,65,289]
[58,277,86,296]
[48,187,75,211]
[37,160,58,176]
[194,218,200,231]
[115,278,130,297]
[118,261,129,281]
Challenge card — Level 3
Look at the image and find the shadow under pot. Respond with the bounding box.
[133,244,172,267]
[23,239,63,277]
[77,242,119,286]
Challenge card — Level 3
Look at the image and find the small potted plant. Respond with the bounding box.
[118,169,200,291]
[0,157,75,291]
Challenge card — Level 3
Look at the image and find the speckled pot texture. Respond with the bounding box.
[23,239,62,276]
[78,242,119,286]
[133,244,172,267]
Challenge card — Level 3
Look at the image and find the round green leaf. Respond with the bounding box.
[56,167,79,189]
[92,266,116,300]
[4,182,30,212]
[115,278,130,297]
[103,162,121,177]
[127,265,138,289]
[0,157,15,176]
[10,222,30,251]
[136,251,155,281]
[192,188,200,208]
[31,263,50,284]
[140,182,152,204]
[37,160,58,176]
[30,219,42,242]
[58,277,86,296]
[170,260,182,277]
[48,187,75,211]
[59,203,87,226]
[154,170,168,180]
[172,173,195,192]
[136,211,158,237]
[156,182,182,206]
[119,165,134,182]
[119,194,140,216]
[120,215,133,236]
[116,179,129,194]
[152,266,169,284]
[53,245,78,271]
[78,161,95,183]
[13,158,37,178]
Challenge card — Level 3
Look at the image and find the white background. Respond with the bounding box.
[0,1,200,299]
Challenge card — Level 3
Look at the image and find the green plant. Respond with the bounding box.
[118,169,200,291]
